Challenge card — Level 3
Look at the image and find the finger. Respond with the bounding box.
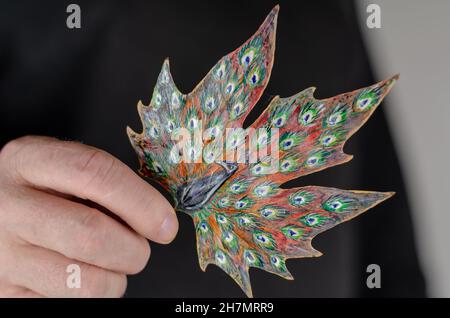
[0,282,44,298]
[3,185,150,274]
[16,289,44,298]
[9,244,127,298]
[2,136,178,244]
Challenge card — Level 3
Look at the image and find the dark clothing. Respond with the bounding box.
[0,0,426,297]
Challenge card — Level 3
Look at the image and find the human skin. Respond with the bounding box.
[0,136,178,297]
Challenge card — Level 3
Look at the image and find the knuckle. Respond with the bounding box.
[76,265,109,297]
[0,136,46,159]
[76,211,104,263]
[1,136,32,153]
[0,136,55,180]
[74,149,118,196]
[0,137,28,166]
[77,265,126,298]
[0,139,20,159]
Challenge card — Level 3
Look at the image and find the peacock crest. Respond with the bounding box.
[127,5,397,297]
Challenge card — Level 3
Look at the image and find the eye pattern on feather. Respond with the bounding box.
[253,181,279,197]
[127,5,397,297]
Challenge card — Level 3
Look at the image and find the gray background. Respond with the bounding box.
[358,0,450,297]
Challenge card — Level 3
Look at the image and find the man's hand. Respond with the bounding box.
[0,136,178,297]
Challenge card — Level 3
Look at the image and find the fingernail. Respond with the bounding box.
[158,212,178,243]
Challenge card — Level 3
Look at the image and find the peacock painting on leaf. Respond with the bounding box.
[127,5,397,297]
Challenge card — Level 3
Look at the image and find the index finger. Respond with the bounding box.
[3,136,178,244]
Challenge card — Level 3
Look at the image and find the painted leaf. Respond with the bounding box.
[127,5,396,297]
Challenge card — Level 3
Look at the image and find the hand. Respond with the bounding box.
[0,136,178,297]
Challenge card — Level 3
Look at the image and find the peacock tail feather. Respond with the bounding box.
[127,5,397,297]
